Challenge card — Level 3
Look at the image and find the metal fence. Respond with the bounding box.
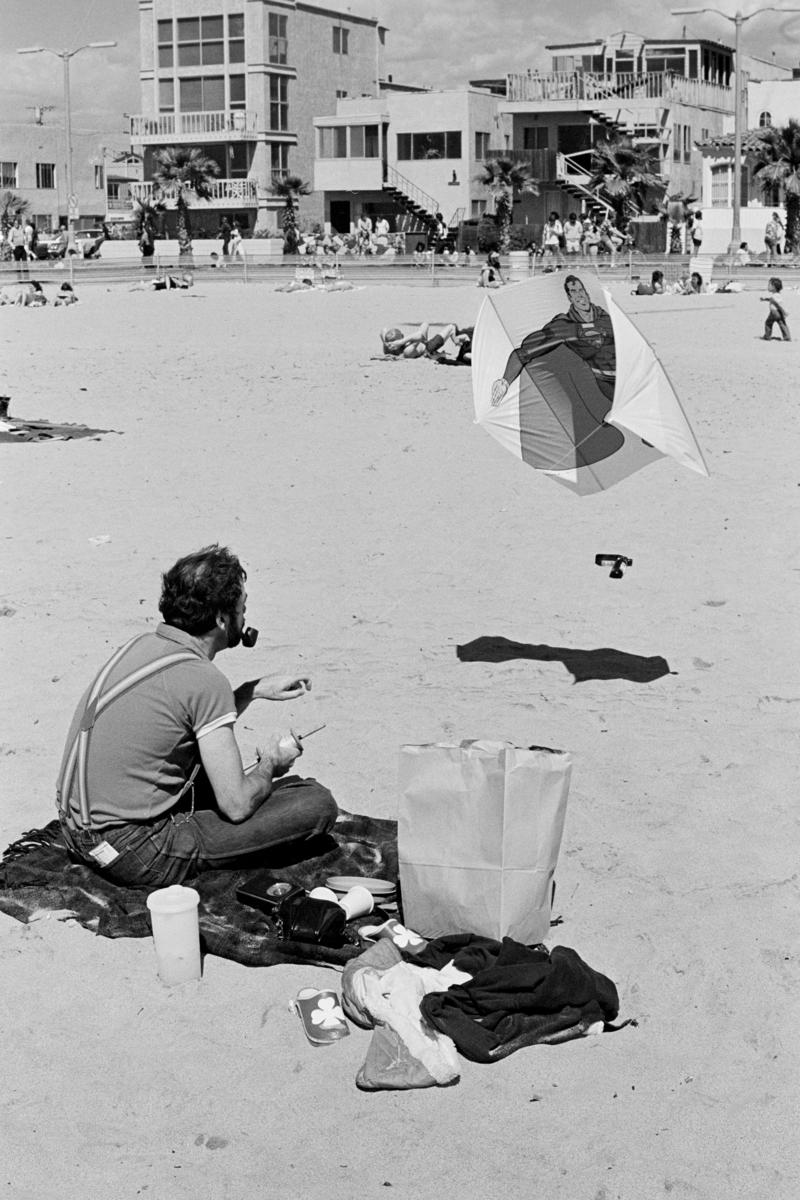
[1,250,789,293]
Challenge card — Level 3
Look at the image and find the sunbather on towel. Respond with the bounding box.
[380,323,470,360]
[129,272,194,292]
[56,544,337,887]
[0,280,47,306]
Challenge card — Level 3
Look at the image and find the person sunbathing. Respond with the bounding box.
[0,280,47,306]
[130,272,194,292]
[380,323,472,361]
[380,323,431,357]
[53,282,78,306]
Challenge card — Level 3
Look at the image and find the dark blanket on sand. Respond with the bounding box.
[0,418,119,443]
[0,811,398,968]
[457,636,672,684]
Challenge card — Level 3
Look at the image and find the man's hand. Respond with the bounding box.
[259,730,303,777]
[491,378,509,408]
[252,673,311,702]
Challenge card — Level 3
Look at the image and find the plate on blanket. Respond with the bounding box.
[326,875,396,899]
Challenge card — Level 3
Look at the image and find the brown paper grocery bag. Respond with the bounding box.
[398,740,571,943]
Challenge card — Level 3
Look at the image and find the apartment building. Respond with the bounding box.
[696,64,800,253]
[313,87,506,238]
[0,121,113,230]
[495,31,736,226]
[130,0,385,233]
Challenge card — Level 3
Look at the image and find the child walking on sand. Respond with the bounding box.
[761,277,791,341]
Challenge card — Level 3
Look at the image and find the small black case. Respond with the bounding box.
[236,872,305,916]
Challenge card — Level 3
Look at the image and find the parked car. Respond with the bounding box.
[74,228,106,259]
[34,228,69,259]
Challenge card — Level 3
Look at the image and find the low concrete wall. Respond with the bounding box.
[98,238,283,261]
[697,206,776,256]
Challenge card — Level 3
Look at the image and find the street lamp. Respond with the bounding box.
[17,42,117,245]
[671,7,800,255]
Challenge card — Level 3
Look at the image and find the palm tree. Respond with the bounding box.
[751,119,800,254]
[658,191,698,254]
[0,190,30,235]
[589,135,665,228]
[270,172,311,253]
[474,157,539,252]
[131,197,164,240]
[152,147,220,257]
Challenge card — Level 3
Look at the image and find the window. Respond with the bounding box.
[158,19,173,68]
[710,163,729,206]
[228,143,249,178]
[350,125,364,156]
[270,142,288,186]
[180,75,224,112]
[270,75,288,131]
[396,131,462,160]
[230,75,246,109]
[348,125,378,157]
[364,125,379,158]
[175,14,231,66]
[471,198,487,217]
[269,13,287,64]
[523,126,548,150]
[0,162,18,188]
[229,12,245,63]
[177,17,201,65]
[159,79,174,113]
[333,26,349,55]
[759,111,772,127]
[336,89,348,99]
[318,126,346,157]
[673,123,681,162]
[94,164,104,189]
[683,124,691,163]
[475,131,490,159]
[36,162,56,189]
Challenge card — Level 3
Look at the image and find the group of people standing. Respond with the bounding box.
[3,217,42,274]
[538,209,627,267]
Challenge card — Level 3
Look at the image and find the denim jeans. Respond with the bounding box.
[60,775,338,887]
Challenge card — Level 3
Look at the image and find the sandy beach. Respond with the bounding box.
[1,272,798,1200]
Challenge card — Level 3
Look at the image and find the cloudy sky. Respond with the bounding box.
[3,0,800,141]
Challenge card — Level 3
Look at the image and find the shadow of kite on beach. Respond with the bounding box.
[456,636,673,684]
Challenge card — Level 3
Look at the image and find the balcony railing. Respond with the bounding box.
[130,110,258,141]
[130,178,258,206]
[506,71,733,112]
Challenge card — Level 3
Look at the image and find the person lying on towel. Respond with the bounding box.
[380,323,471,360]
[56,545,337,887]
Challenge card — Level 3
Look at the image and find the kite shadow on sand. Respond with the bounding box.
[456,636,673,684]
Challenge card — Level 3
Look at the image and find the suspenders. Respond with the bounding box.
[56,634,198,830]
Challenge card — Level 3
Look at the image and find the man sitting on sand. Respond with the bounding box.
[56,545,338,887]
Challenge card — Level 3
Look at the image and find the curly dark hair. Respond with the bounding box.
[159,545,246,635]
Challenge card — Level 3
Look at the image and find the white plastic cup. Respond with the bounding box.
[146,884,202,985]
[338,885,374,921]
[308,886,338,903]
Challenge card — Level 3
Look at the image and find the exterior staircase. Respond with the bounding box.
[555,151,616,218]
[383,166,453,246]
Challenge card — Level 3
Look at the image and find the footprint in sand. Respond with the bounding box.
[195,1134,228,1150]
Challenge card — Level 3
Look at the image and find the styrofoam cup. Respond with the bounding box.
[308,886,338,903]
[146,884,201,985]
[338,885,374,921]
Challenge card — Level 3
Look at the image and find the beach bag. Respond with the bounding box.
[398,740,571,944]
